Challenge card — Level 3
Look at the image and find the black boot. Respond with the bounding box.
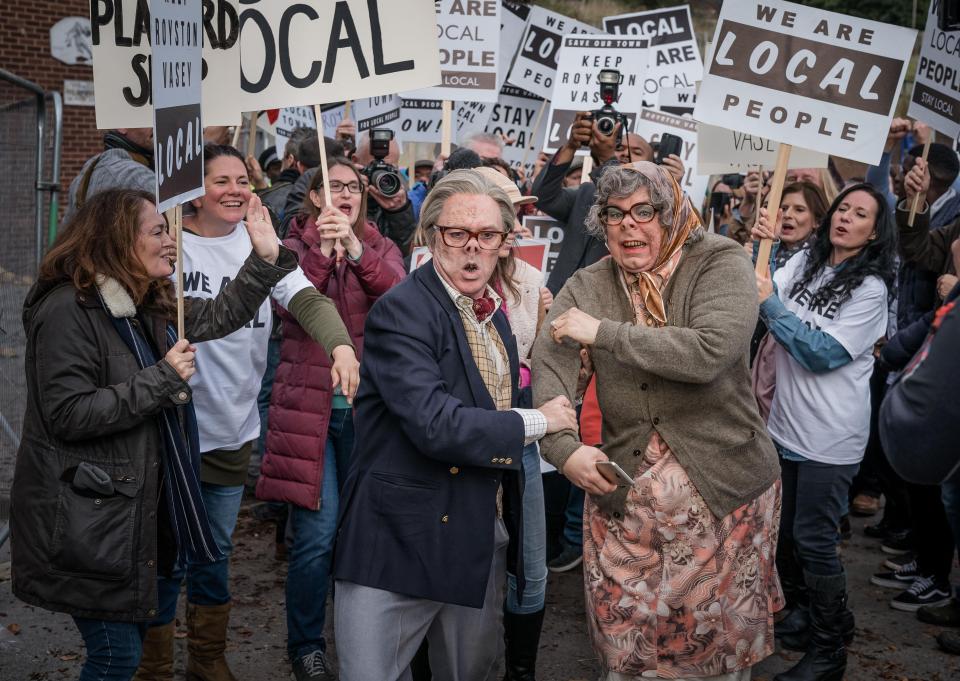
[779,603,854,652]
[774,571,849,681]
[503,608,545,681]
[775,535,811,649]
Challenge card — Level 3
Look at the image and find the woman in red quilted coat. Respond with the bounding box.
[256,156,405,679]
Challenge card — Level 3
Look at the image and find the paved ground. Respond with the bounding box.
[1,505,957,680]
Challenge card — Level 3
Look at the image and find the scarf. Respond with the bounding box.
[619,161,703,326]
[103,131,154,170]
[96,278,222,565]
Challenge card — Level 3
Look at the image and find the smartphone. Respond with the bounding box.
[655,133,683,164]
[709,191,732,213]
[596,461,634,487]
[721,173,745,189]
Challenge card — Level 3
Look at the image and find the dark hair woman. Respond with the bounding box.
[755,183,896,681]
[255,155,404,678]
[10,188,296,681]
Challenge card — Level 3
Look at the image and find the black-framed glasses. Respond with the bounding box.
[433,225,507,250]
[326,180,363,194]
[600,202,657,225]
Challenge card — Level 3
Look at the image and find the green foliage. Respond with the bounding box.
[800,0,931,28]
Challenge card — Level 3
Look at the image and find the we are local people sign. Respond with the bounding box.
[694,1,916,165]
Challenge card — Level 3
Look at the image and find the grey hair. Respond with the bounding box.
[419,170,515,248]
[462,131,504,153]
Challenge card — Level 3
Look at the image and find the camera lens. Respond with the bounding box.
[373,169,402,197]
[596,115,615,136]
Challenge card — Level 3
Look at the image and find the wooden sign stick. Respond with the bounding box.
[246,111,259,160]
[907,138,932,227]
[165,205,186,339]
[752,164,764,232]
[344,100,352,120]
[312,105,334,208]
[755,144,792,277]
[231,120,242,149]
[520,99,549,169]
[580,155,593,184]
[441,100,453,158]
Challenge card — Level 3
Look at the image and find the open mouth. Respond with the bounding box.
[463,262,479,273]
[835,226,848,236]
[338,203,353,216]
[222,200,243,209]
[622,240,648,249]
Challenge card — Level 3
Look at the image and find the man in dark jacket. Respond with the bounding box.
[332,170,575,681]
[353,131,417,253]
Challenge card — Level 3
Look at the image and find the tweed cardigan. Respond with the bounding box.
[532,233,779,519]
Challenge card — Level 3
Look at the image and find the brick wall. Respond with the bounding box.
[0,1,103,196]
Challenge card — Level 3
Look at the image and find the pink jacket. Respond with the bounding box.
[256,215,405,509]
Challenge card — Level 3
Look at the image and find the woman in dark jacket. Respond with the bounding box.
[256,156,405,676]
[10,188,294,680]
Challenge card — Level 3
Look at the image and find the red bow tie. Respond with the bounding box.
[472,295,496,322]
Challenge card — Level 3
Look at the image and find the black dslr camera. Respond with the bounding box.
[591,69,628,146]
[362,129,403,197]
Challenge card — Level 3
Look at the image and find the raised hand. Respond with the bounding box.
[243,194,279,264]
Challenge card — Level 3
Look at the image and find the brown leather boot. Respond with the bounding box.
[134,622,175,681]
[185,602,237,681]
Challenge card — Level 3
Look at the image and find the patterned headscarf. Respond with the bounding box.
[617,161,702,326]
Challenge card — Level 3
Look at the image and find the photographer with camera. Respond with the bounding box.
[353,129,417,253]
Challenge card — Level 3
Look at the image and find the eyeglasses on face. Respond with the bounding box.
[325,180,363,194]
[433,225,507,250]
[600,202,657,225]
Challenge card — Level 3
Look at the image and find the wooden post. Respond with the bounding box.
[520,99,549,169]
[580,155,593,184]
[312,105,333,207]
[907,139,931,227]
[755,144,792,276]
[165,205,185,339]
[344,100,352,121]
[751,164,764,232]
[230,120,242,149]
[246,111,259,159]
[441,100,453,157]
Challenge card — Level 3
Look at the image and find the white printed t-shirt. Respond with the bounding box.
[766,250,888,465]
[179,224,313,452]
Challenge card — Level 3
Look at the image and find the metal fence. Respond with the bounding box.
[0,69,61,544]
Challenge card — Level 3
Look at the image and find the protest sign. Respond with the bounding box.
[404,0,501,103]
[506,6,597,100]
[522,215,564,278]
[697,122,828,174]
[658,87,696,117]
[353,95,402,134]
[603,5,703,105]
[456,100,495,140]
[908,2,960,140]
[543,36,647,155]
[693,0,916,166]
[400,98,444,142]
[274,106,320,158]
[91,0,240,128]
[235,0,440,111]
[499,1,532,87]
[151,0,204,213]
[487,85,545,178]
[632,109,708,201]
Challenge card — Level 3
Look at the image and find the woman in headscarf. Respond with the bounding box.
[533,162,782,681]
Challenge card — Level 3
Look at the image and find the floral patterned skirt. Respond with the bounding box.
[583,434,783,679]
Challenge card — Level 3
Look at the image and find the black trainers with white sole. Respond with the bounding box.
[889,576,953,612]
[291,650,335,681]
[870,560,919,589]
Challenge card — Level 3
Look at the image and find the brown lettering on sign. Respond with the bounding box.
[709,20,903,116]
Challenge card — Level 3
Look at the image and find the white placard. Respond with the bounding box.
[632,109,709,202]
[51,17,93,65]
[543,35,648,155]
[236,0,441,112]
[487,85,544,178]
[693,0,917,166]
[64,80,96,107]
[353,95,402,135]
[151,0,204,213]
[498,1,532,88]
[658,86,696,117]
[404,0,501,103]
[400,98,444,143]
[275,106,315,158]
[697,122,828,175]
[908,3,960,141]
[91,0,241,128]
[506,6,597,100]
[455,100,495,140]
[603,5,703,106]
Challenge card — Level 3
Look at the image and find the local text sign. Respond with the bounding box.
[91,0,240,128]
[603,5,703,104]
[697,122,828,175]
[406,0,501,102]
[694,1,916,165]
[543,35,647,154]
[506,6,597,100]
[908,2,960,140]
[400,98,444,142]
[236,0,440,111]
[487,84,544,178]
[151,0,204,213]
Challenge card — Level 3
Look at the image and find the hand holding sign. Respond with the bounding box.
[904,157,931,208]
[244,194,279,264]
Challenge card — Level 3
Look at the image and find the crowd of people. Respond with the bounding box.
[6,108,960,681]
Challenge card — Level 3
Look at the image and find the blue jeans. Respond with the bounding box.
[73,617,146,681]
[155,482,245,624]
[506,443,547,614]
[777,443,858,577]
[286,408,353,660]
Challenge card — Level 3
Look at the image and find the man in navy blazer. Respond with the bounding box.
[332,170,576,681]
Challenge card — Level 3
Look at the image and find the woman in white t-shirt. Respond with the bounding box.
[754,183,896,681]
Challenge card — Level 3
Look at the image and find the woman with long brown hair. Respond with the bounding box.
[10,188,296,681]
